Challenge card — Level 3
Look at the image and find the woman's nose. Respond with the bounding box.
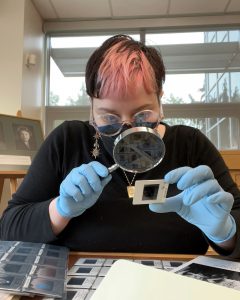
[121,122,133,132]
[122,120,133,126]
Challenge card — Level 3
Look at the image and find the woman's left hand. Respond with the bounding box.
[149,165,236,243]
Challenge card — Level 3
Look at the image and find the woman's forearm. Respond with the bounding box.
[49,198,70,235]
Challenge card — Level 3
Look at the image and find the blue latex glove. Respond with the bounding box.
[149,165,236,244]
[56,161,112,218]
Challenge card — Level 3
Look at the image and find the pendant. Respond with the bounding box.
[127,186,135,198]
[91,147,100,159]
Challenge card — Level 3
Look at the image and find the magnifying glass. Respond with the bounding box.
[108,127,165,173]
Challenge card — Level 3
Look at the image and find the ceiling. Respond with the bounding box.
[32,0,240,77]
[32,0,240,21]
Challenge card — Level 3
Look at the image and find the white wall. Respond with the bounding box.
[0,0,25,115]
[22,0,44,119]
[0,0,44,214]
[0,0,43,118]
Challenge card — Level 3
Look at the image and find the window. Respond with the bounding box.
[48,34,140,106]
[46,29,240,150]
[145,30,240,149]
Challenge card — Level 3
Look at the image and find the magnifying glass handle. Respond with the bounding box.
[108,164,119,173]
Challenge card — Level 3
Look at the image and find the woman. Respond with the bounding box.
[0,35,239,257]
[15,126,36,150]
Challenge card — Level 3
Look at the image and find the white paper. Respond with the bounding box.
[91,259,240,300]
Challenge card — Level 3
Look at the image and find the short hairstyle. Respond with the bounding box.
[85,34,165,100]
[17,126,32,136]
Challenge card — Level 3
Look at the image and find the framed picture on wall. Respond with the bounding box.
[0,114,44,171]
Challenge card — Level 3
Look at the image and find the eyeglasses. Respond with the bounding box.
[91,109,160,136]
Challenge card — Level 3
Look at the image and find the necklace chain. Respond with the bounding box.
[122,170,137,186]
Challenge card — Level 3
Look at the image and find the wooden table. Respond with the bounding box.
[68,250,217,266]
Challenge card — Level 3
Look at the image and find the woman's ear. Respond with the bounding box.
[159,90,164,98]
[158,91,164,119]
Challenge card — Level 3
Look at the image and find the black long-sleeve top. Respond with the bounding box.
[1,121,240,257]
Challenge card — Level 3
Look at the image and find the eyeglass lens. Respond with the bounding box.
[95,110,159,135]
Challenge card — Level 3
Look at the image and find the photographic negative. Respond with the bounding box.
[176,263,240,290]
[66,276,95,289]
[103,259,120,267]
[65,289,89,300]
[74,258,105,267]
[36,256,67,269]
[0,241,17,253]
[134,260,163,269]
[0,273,25,291]
[133,179,168,205]
[18,241,43,249]
[142,184,159,200]
[15,247,40,255]
[0,241,68,297]
[162,260,184,271]
[42,249,69,260]
[0,245,10,253]
[30,265,66,279]
[43,244,69,253]
[23,276,65,298]
[45,250,61,258]
[2,253,37,264]
[0,262,32,275]
[173,256,240,290]
[68,266,100,277]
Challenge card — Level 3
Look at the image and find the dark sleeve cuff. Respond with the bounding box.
[205,212,240,259]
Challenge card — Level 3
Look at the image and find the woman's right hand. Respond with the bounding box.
[56,161,112,218]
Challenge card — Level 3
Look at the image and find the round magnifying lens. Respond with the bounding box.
[108,127,165,173]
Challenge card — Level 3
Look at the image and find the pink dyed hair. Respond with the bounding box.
[96,41,158,99]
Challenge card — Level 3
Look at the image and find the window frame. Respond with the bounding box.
[44,27,240,149]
